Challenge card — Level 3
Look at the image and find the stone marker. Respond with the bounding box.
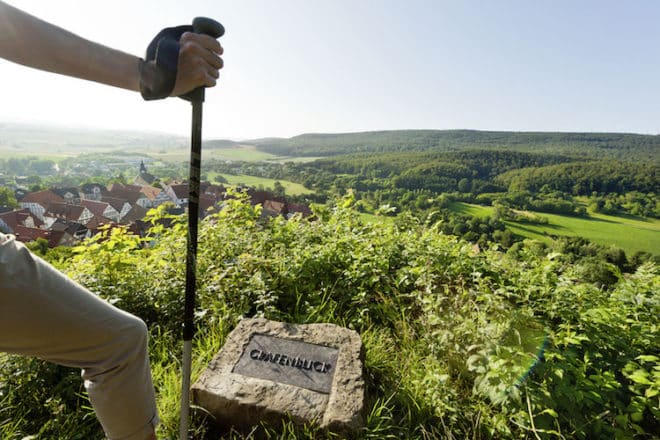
[192,317,365,435]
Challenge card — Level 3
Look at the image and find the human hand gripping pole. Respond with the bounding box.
[179,17,225,440]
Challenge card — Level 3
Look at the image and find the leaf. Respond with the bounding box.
[628,369,652,385]
[540,408,559,418]
[630,412,644,422]
[628,369,653,385]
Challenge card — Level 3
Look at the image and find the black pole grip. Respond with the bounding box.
[182,17,224,103]
[192,17,224,38]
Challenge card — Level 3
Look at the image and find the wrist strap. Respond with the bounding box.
[139,25,192,100]
[138,58,177,100]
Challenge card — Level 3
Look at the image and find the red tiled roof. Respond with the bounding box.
[0,209,24,230]
[107,183,124,192]
[20,190,65,207]
[46,230,67,248]
[109,183,142,193]
[139,185,161,200]
[122,204,149,223]
[201,182,226,198]
[106,189,141,204]
[0,209,43,230]
[200,194,217,213]
[101,196,128,212]
[169,184,189,199]
[13,224,66,248]
[45,202,85,221]
[123,184,143,193]
[14,224,47,241]
[84,216,104,230]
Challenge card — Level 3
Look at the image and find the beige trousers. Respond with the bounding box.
[0,233,159,440]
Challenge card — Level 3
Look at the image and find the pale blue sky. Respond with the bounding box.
[1,0,658,139]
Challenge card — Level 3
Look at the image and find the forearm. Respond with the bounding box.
[0,1,139,91]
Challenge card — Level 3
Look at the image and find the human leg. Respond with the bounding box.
[0,234,159,440]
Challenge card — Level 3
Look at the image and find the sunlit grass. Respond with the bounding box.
[449,202,659,255]
[447,201,493,218]
[208,172,314,196]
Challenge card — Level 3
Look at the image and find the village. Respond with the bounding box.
[0,161,311,248]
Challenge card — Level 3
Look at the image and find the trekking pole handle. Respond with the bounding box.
[193,17,224,39]
[186,17,224,103]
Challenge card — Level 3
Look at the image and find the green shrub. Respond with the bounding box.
[1,195,657,439]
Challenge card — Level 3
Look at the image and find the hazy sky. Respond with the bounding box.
[1,0,659,139]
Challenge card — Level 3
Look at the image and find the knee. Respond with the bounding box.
[104,312,150,365]
[0,236,39,286]
[120,314,149,355]
[82,313,150,383]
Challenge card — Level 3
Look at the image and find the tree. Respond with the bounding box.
[214,174,228,184]
[0,187,18,208]
[457,178,471,193]
[26,237,49,256]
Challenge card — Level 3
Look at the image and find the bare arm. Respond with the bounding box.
[0,1,223,96]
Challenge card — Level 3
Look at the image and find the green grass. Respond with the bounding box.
[208,173,313,196]
[268,156,324,163]
[447,201,493,218]
[148,144,279,163]
[449,202,660,255]
[202,145,279,162]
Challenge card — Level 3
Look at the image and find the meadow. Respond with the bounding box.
[449,202,660,256]
[207,172,314,196]
[150,144,280,163]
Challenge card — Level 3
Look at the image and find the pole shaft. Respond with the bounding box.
[178,17,222,439]
[179,340,193,439]
[183,91,203,341]
[180,88,204,440]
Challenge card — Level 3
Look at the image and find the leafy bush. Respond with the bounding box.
[1,194,657,439]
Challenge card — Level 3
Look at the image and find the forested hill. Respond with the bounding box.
[249,129,660,161]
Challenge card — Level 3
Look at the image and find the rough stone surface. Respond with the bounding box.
[192,318,365,434]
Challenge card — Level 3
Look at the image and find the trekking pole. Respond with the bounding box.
[180,16,224,440]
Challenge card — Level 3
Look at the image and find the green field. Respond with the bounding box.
[449,202,660,255]
[208,172,313,196]
[448,201,494,218]
[142,144,279,163]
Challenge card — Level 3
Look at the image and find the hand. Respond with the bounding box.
[171,32,224,97]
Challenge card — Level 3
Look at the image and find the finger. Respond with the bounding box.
[203,72,217,88]
[208,66,220,79]
[181,32,222,55]
[180,38,223,70]
[211,54,223,70]
[199,49,223,70]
